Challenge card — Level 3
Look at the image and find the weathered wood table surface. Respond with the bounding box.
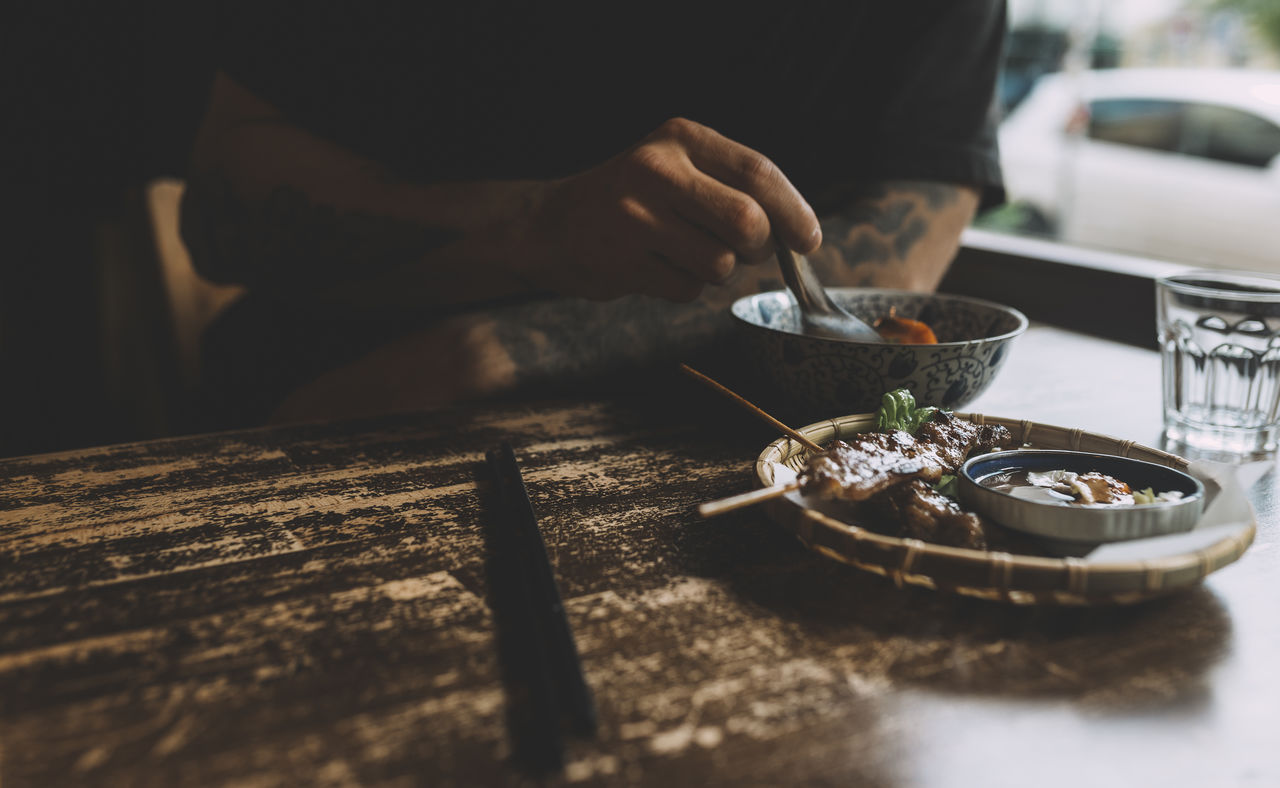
[2,325,1277,787]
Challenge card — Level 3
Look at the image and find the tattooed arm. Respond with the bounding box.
[806,181,979,293]
[269,180,978,422]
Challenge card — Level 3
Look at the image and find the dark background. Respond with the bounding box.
[5,5,217,457]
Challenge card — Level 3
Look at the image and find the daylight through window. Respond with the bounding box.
[980,0,1280,273]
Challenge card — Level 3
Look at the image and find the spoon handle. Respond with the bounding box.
[774,237,882,341]
[774,238,834,315]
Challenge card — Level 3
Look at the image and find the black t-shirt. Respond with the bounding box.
[196,0,1006,426]
[221,1,1004,209]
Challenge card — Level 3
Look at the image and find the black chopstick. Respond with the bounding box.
[486,443,598,756]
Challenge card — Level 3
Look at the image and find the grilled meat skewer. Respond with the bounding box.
[799,411,1014,502]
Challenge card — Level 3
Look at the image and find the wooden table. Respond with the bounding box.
[2,325,1277,787]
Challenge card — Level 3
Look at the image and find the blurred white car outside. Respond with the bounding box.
[998,68,1280,271]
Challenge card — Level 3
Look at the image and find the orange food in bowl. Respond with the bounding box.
[874,307,938,344]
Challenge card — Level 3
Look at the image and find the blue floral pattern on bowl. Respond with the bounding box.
[731,289,1028,419]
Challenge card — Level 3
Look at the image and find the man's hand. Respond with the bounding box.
[512,118,823,302]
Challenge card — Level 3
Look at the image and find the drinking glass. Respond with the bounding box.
[1156,270,1280,455]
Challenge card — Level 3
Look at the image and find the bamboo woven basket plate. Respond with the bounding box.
[755,412,1257,606]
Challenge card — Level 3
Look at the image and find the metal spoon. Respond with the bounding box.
[774,237,883,342]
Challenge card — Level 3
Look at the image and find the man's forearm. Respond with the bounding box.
[183,73,546,309]
[269,179,981,421]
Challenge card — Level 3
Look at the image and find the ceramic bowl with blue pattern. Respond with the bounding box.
[731,288,1027,420]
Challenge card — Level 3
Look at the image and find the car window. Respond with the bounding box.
[1183,104,1280,169]
[1087,99,1186,153]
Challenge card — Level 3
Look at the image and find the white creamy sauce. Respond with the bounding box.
[982,468,1184,507]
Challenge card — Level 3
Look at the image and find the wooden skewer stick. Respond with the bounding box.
[679,364,824,454]
[697,481,800,518]
[679,363,823,519]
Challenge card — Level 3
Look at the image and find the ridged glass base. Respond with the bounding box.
[1164,415,1278,456]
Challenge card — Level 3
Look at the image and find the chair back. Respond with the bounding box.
[146,178,244,391]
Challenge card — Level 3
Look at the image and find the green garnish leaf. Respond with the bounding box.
[875,388,939,434]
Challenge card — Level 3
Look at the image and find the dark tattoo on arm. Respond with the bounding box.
[807,180,968,288]
[893,216,929,259]
[486,294,736,391]
[180,173,460,293]
[480,254,795,390]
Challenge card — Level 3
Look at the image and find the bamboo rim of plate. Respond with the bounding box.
[754,412,1257,606]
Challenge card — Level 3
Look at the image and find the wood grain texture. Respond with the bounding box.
[1,334,1277,787]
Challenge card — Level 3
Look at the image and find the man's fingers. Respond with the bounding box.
[615,194,739,285]
[667,171,773,260]
[543,117,822,303]
[659,118,822,253]
[625,140,786,263]
[647,204,740,284]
